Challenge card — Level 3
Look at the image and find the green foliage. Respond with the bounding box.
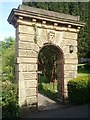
[2,81,19,119]
[38,75,58,101]
[38,47,56,82]
[68,76,90,104]
[33,24,38,44]
[78,63,90,77]
[2,37,15,50]
[2,37,15,81]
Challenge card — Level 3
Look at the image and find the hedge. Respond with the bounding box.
[2,81,19,119]
[68,76,90,104]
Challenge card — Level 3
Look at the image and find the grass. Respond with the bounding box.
[38,63,90,101]
[77,63,90,77]
[38,75,58,101]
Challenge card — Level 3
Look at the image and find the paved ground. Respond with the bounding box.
[22,93,89,118]
[38,93,62,110]
[23,104,88,118]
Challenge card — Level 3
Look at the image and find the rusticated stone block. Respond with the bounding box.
[64,64,77,71]
[18,50,38,58]
[25,80,37,88]
[57,72,62,78]
[23,72,37,80]
[26,88,36,97]
[63,32,77,40]
[65,59,78,64]
[18,33,34,42]
[26,96,37,105]
[18,25,34,34]
[16,64,37,72]
[64,70,77,78]
[15,57,37,64]
[18,41,39,52]
[64,53,77,59]
[57,84,62,93]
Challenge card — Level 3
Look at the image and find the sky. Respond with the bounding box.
[0,0,22,41]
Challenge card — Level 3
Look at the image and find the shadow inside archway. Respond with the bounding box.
[38,92,62,111]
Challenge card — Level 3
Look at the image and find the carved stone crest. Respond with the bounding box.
[48,31,55,43]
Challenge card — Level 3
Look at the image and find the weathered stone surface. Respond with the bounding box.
[18,25,34,34]
[64,53,77,59]
[64,71,77,78]
[57,84,62,92]
[64,64,77,71]
[63,85,68,97]
[26,88,36,97]
[56,64,62,71]
[58,78,63,84]
[26,96,37,105]
[18,50,38,58]
[15,57,37,64]
[18,33,34,42]
[63,32,77,40]
[65,59,78,64]
[23,72,37,80]
[25,80,37,88]
[18,41,39,52]
[16,64,37,72]
[57,72,62,78]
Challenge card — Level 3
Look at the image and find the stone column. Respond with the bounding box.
[15,21,39,111]
[63,30,78,98]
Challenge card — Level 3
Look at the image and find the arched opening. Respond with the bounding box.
[37,43,64,109]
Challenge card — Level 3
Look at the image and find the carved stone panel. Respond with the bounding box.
[47,30,55,43]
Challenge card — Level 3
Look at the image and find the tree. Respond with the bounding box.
[2,37,15,81]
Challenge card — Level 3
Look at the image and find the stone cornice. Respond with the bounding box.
[7,5,85,28]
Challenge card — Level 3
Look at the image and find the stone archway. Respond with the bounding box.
[7,5,85,113]
[38,44,64,101]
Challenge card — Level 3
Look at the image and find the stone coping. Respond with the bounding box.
[7,4,85,28]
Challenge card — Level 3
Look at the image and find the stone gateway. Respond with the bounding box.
[8,5,85,113]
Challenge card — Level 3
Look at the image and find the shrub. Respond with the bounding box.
[68,76,90,104]
[2,81,19,119]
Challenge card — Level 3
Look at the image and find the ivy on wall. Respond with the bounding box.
[33,24,38,44]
